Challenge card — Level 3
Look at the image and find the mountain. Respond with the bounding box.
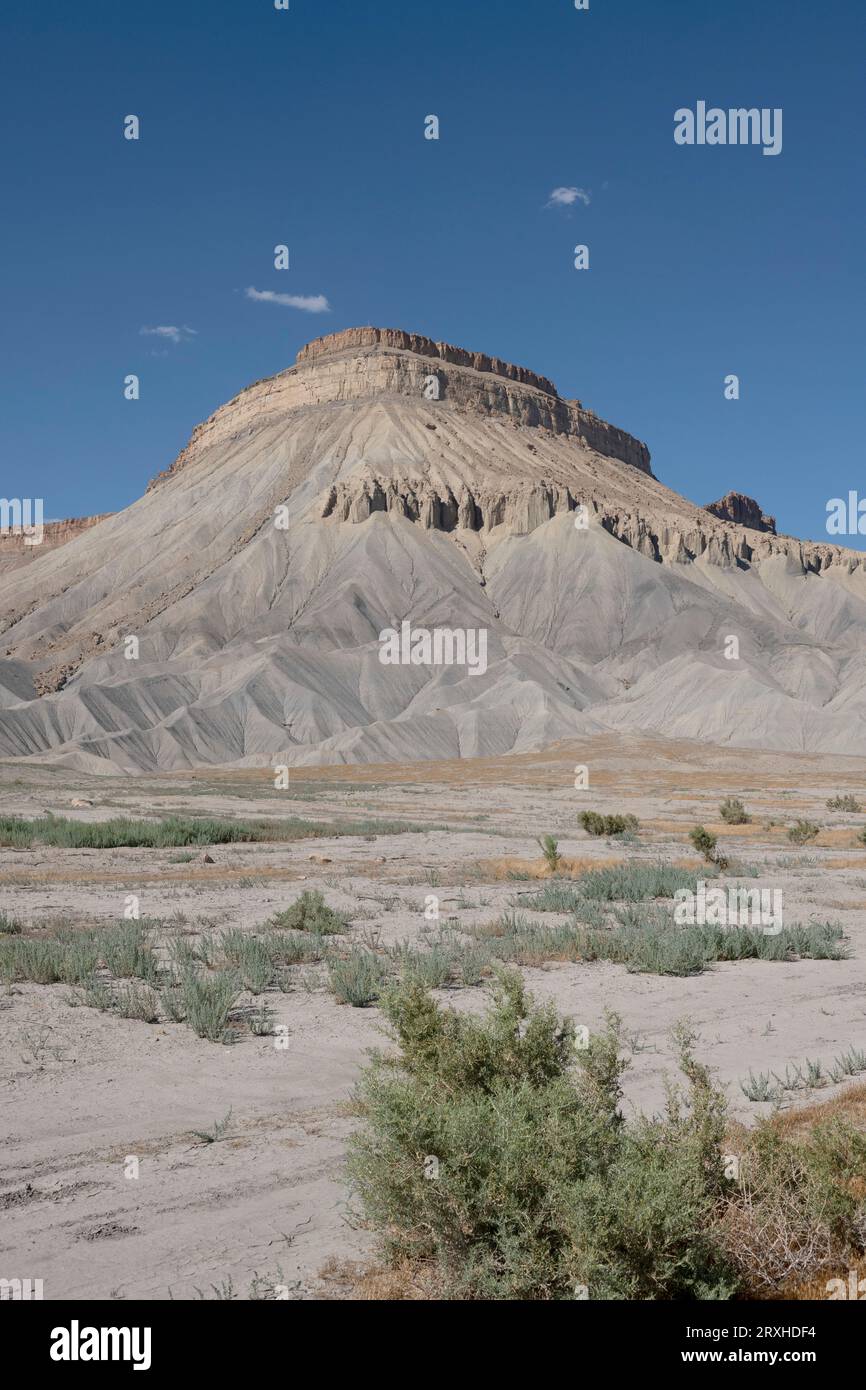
[1,326,865,773]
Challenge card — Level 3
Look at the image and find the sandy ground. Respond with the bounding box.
[2,733,866,1300]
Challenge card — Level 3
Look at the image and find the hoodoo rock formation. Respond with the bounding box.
[1,327,866,771]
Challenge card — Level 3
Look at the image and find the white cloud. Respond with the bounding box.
[140,325,198,344]
[546,186,591,208]
[245,287,331,314]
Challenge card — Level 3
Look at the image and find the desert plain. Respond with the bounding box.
[3,731,866,1300]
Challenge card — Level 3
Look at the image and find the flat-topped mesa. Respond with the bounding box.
[296,327,560,396]
[148,326,653,489]
[296,327,651,474]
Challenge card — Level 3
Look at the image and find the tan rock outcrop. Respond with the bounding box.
[147,326,652,489]
[705,491,776,534]
[0,514,113,573]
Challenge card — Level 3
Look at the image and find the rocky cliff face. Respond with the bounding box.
[0,514,112,573]
[147,326,652,490]
[705,491,776,534]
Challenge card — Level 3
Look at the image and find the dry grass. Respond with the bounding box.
[316,1256,438,1301]
[719,1083,866,1300]
[463,854,621,882]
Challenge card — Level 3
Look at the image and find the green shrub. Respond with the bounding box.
[479,910,847,977]
[826,795,861,813]
[454,943,491,987]
[160,984,187,1022]
[578,862,709,903]
[328,949,385,1006]
[218,930,275,993]
[0,813,428,849]
[689,825,728,868]
[101,921,158,980]
[347,974,735,1299]
[0,935,100,985]
[515,884,590,913]
[113,981,160,1023]
[391,942,454,989]
[79,976,114,1011]
[537,835,561,871]
[270,890,349,935]
[0,815,36,847]
[579,811,639,838]
[0,913,22,935]
[259,929,329,966]
[787,820,820,845]
[719,798,751,825]
[181,970,240,1042]
[476,913,586,968]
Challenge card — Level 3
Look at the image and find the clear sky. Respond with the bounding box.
[1,0,863,544]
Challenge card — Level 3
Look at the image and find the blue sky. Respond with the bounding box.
[1,0,863,544]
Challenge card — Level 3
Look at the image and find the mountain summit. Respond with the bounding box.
[1,328,865,772]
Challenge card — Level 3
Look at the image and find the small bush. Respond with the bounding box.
[218,930,275,993]
[0,913,22,935]
[114,981,160,1023]
[537,835,561,872]
[160,984,187,1022]
[391,942,454,990]
[0,936,100,985]
[690,825,717,860]
[826,795,861,813]
[101,921,158,981]
[579,862,710,903]
[453,943,491,987]
[689,825,728,868]
[328,949,385,1006]
[787,820,820,845]
[79,976,113,1011]
[270,891,349,935]
[259,929,329,966]
[347,974,735,1299]
[181,970,240,1042]
[719,798,751,825]
[0,816,34,848]
[579,811,639,838]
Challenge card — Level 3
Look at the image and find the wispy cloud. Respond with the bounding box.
[139,325,198,344]
[245,287,331,314]
[545,186,591,208]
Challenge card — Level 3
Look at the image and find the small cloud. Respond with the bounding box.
[245,287,331,314]
[140,325,197,344]
[546,186,591,208]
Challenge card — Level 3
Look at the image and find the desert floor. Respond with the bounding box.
[2,732,866,1300]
